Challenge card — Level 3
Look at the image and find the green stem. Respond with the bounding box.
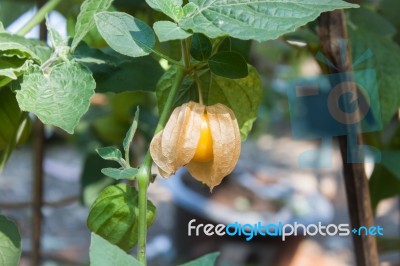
[151,48,182,66]
[136,66,186,265]
[16,0,62,36]
[194,72,204,105]
[136,164,150,265]
[156,67,186,133]
[182,39,191,69]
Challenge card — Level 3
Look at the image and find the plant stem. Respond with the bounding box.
[155,67,186,133]
[16,0,62,36]
[182,39,191,69]
[31,7,47,265]
[194,72,204,105]
[136,165,150,265]
[151,48,182,66]
[136,66,186,265]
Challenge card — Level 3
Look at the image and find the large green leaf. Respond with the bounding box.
[349,7,396,38]
[380,0,400,44]
[74,42,164,93]
[179,252,220,266]
[369,163,400,210]
[0,32,50,87]
[208,51,248,79]
[0,0,33,28]
[90,233,142,266]
[153,21,192,42]
[146,0,183,21]
[0,88,30,150]
[349,27,400,126]
[190,33,212,61]
[95,59,163,93]
[202,65,262,140]
[0,32,50,63]
[179,0,357,42]
[95,11,155,58]
[0,58,31,87]
[71,0,115,51]
[0,215,21,266]
[16,62,95,134]
[87,183,156,251]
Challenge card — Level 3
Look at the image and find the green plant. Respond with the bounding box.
[3,0,387,265]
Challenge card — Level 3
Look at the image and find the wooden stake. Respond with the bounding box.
[318,10,378,266]
[31,1,47,265]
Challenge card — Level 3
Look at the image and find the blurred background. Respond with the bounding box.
[0,0,399,265]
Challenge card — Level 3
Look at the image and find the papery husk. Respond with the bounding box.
[150,101,241,190]
[150,102,204,177]
[186,103,241,190]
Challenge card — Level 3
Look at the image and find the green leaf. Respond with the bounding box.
[202,65,262,140]
[349,7,397,38]
[381,151,400,179]
[179,252,220,266]
[95,11,155,58]
[153,21,191,42]
[87,183,156,251]
[96,146,124,164]
[95,59,164,93]
[146,0,183,21]
[0,59,31,87]
[156,66,198,114]
[0,32,50,63]
[73,42,164,94]
[0,88,30,150]
[16,61,95,134]
[71,0,115,51]
[370,163,400,210]
[0,215,21,266]
[80,153,115,207]
[90,233,142,266]
[208,51,248,79]
[123,107,139,154]
[218,37,231,52]
[46,18,68,49]
[349,27,400,125]
[190,33,211,61]
[0,1,33,28]
[179,0,357,42]
[101,167,138,180]
[380,0,400,32]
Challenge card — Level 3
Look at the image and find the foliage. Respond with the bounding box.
[87,183,156,250]
[0,0,381,265]
[90,233,142,266]
[347,3,400,210]
[0,215,21,266]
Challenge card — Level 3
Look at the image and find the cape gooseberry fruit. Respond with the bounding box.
[150,101,241,190]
